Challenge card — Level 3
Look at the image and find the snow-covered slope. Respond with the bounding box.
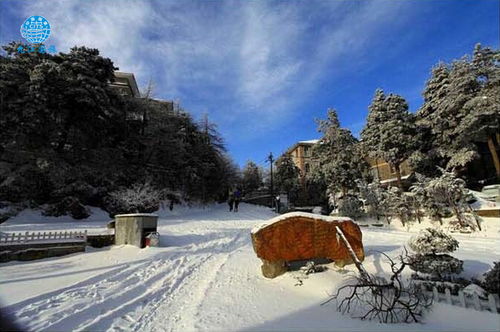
[1,203,499,331]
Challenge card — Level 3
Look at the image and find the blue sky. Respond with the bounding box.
[1,0,498,168]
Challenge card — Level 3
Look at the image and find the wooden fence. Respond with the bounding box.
[0,230,87,245]
[419,284,500,314]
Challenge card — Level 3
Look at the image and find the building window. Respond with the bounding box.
[389,164,396,174]
[304,146,309,156]
[305,163,310,173]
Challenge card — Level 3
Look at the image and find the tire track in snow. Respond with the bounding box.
[12,259,174,331]
[124,229,248,332]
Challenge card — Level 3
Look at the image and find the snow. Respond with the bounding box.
[379,174,411,184]
[463,284,488,298]
[251,211,352,234]
[1,203,499,331]
[0,206,112,235]
[298,139,319,144]
[469,190,500,211]
[115,213,159,217]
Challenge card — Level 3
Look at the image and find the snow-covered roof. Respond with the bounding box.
[251,212,352,234]
[298,139,320,144]
[115,213,159,217]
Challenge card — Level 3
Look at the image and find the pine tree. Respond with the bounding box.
[361,90,419,188]
[0,42,235,215]
[311,109,367,196]
[274,154,300,203]
[242,161,262,193]
[417,44,500,177]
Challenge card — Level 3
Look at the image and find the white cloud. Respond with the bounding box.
[21,0,414,138]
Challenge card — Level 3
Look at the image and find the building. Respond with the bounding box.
[110,72,141,98]
[286,139,319,178]
[285,139,414,187]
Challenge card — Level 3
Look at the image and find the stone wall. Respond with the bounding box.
[0,243,85,263]
[87,234,115,248]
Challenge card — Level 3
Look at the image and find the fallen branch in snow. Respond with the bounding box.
[323,249,433,323]
[334,226,369,281]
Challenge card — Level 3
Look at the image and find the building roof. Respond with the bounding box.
[110,72,141,98]
[285,139,320,155]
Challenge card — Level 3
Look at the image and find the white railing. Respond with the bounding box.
[0,230,87,245]
[419,284,499,314]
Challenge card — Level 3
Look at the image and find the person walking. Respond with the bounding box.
[227,189,235,212]
[233,188,242,212]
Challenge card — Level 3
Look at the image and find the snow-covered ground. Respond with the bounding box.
[1,203,499,331]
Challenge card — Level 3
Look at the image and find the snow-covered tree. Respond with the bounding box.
[357,180,385,220]
[0,42,236,217]
[408,228,463,280]
[274,154,300,203]
[242,161,262,193]
[410,169,480,230]
[338,195,364,219]
[105,182,162,216]
[417,44,500,176]
[483,262,500,296]
[311,109,368,196]
[384,187,415,227]
[361,90,420,188]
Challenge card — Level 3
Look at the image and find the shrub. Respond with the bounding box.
[42,196,90,219]
[338,195,364,219]
[105,182,162,216]
[483,262,500,296]
[408,228,463,280]
[408,228,459,255]
[408,254,463,278]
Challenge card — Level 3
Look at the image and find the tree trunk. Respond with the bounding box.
[395,164,403,190]
[487,136,500,178]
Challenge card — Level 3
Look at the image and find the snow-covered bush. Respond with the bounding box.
[411,170,480,230]
[408,254,463,278]
[338,195,364,219]
[408,228,459,254]
[105,183,162,216]
[408,228,463,279]
[357,181,385,220]
[42,196,90,220]
[482,262,500,296]
[385,187,416,227]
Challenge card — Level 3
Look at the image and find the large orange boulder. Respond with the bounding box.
[251,212,365,278]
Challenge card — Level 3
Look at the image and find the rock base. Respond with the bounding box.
[261,259,287,278]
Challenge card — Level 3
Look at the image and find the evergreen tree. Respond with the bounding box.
[274,154,300,202]
[361,90,419,188]
[242,161,262,193]
[417,44,500,177]
[0,42,235,217]
[311,109,367,197]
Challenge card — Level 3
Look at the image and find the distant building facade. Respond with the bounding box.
[366,157,413,187]
[286,139,319,179]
